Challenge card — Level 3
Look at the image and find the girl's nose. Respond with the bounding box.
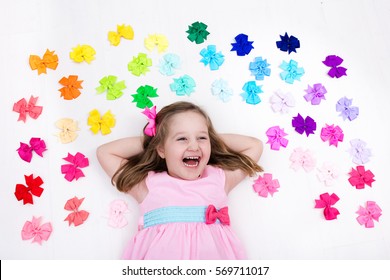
[188,140,199,151]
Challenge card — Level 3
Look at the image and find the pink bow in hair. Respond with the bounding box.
[21,216,52,245]
[17,137,47,162]
[13,95,43,122]
[142,106,157,136]
[205,205,230,225]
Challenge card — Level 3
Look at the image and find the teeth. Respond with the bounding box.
[183,162,199,167]
[183,156,200,167]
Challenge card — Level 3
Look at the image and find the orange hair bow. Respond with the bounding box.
[29,49,58,75]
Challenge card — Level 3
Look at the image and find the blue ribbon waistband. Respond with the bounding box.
[143,206,208,229]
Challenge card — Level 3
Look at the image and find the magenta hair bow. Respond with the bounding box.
[13,95,43,122]
[142,106,157,136]
[266,126,288,150]
[17,137,47,162]
[21,216,52,245]
[356,201,382,228]
[315,192,340,220]
[61,152,89,182]
[205,205,230,225]
[320,124,344,147]
[14,174,44,205]
[64,196,89,226]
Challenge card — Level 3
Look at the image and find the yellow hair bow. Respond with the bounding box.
[70,44,96,63]
[87,109,115,135]
[144,34,169,53]
[108,24,134,46]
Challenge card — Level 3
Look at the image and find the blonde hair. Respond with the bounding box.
[112,101,263,192]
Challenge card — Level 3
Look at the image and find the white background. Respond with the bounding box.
[1,0,390,260]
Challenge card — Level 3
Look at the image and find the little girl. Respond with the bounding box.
[97,101,263,259]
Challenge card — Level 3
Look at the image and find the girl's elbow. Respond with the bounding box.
[251,137,263,162]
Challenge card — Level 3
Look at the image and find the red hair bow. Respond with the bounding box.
[205,205,230,225]
[14,174,44,205]
[17,137,47,162]
[13,96,43,122]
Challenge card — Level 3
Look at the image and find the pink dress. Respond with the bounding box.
[122,165,246,260]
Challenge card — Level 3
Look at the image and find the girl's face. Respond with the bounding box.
[157,111,211,180]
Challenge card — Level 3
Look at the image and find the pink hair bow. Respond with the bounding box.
[205,205,230,225]
[64,196,89,226]
[356,201,382,228]
[142,106,157,136]
[348,165,375,189]
[320,124,344,147]
[17,137,47,162]
[61,152,89,182]
[21,216,52,245]
[13,96,43,122]
[253,173,280,197]
[108,199,129,228]
[315,192,340,220]
[14,174,44,205]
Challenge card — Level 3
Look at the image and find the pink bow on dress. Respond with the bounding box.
[13,96,43,122]
[17,137,47,162]
[21,216,52,245]
[205,205,230,225]
[142,106,157,136]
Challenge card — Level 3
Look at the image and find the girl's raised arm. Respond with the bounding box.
[219,134,263,193]
[96,137,143,178]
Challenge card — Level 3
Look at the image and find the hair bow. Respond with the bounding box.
[64,197,89,226]
[87,109,116,135]
[21,216,52,245]
[29,49,58,75]
[108,24,134,46]
[315,192,340,220]
[61,152,89,182]
[14,174,44,205]
[205,205,230,225]
[13,96,43,122]
[17,137,47,162]
[356,201,382,228]
[142,106,157,136]
[108,199,129,228]
[320,124,344,147]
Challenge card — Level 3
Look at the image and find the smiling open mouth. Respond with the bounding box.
[183,156,200,167]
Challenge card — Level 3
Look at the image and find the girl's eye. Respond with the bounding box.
[198,136,208,140]
[177,137,187,141]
